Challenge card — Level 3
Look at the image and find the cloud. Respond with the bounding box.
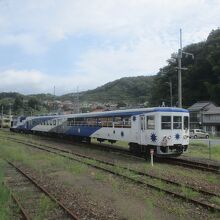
[0,69,106,94]
[1,0,220,53]
[77,36,172,81]
[0,0,220,94]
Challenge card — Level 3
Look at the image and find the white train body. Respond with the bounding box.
[11,107,189,156]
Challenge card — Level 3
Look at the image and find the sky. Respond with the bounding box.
[0,0,220,95]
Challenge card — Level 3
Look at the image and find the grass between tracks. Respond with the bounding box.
[0,159,15,220]
[0,131,220,219]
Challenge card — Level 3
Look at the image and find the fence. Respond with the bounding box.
[189,139,220,161]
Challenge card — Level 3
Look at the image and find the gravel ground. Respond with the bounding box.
[29,136,220,194]
[1,132,220,219]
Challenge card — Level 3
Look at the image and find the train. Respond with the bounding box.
[10,107,189,157]
[0,116,12,128]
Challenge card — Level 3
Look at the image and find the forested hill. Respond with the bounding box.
[61,76,154,104]
[149,29,220,107]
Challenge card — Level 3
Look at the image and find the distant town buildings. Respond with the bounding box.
[45,100,124,114]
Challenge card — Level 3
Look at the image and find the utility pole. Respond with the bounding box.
[177,29,183,108]
[170,80,173,107]
[9,103,12,123]
[1,105,3,118]
[165,81,173,107]
[76,87,80,113]
[1,105,3,128]
[177,29,194,108]
[9,103,11,117]
[53,85,56,113]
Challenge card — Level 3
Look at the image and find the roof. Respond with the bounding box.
[203,107,220,114]
[27,107,189,120]
[188,101,215,111]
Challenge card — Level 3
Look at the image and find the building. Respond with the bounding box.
[203,107,220,136]
[188,101,220,136]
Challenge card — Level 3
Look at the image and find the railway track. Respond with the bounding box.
[4,160,79,220]
[2,130,219,174]
[3,136,220,213]
[159,157,220,174]
[28,133,220,174]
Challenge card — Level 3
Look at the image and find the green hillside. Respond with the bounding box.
[62,76,154,104]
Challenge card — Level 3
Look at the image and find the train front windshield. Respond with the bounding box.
[161,115,189,130]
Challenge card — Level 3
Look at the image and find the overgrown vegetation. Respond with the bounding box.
[0,132,220,219]
[0,160,11,219]
[188,141,220,161]
[36,195,57,220]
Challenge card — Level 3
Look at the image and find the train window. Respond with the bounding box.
[53,120,56,126]
[67,118,74,126]
[58,119,62,125]
[147,115,155,129]
[75,117,87,126]
[184,116,189,129]
[75,118,82,125]
[123,117,131,128]
[173,116,182,129]
[107,117,113,127]
[87,117,97,126]
[114,117,123,128]
[97,117,108,127]
[161,116,171,129]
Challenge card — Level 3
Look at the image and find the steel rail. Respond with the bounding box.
[3,136,220,197]
[158,158,220,174]
[9,132,220,173]
[3,132,220,174]
[5,185,31,220]
[5,137,220,213]
[17,139,220,197]
[6,160,80,220]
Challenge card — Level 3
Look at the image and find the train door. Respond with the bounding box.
[140,115,146,145]
[25,121,29,130]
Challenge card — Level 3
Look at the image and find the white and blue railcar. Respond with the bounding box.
[11,107,189,156]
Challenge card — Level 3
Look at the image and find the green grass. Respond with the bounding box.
[210,196,220,207]
[35,195,57,220]
[1,131,220,219]
[181,186,200,199]
[188,141,220,161]
[0,138,88,177]
[0,160,12,220]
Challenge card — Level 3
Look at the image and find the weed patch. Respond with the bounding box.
[181,186,200,199]
[0,160,11,219]
[35,194,57,220]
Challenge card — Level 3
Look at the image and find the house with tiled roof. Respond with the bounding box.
[203,107,220,135]
[188,101,220,135]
